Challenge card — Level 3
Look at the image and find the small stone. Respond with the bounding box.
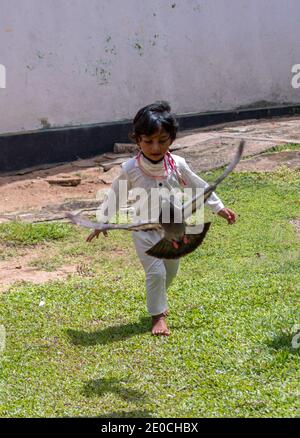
[99,166,122,184]
[113,143,138,154]
[101,159,126,171]
[46,175,81,186]
[215,369,226,374]
[102,152,133,159]
[71,158,99,168]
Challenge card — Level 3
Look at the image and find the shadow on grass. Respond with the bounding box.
[81,377,152,417]
[66,317,150,346]
[267,330,300,356]
[83,377,148,403]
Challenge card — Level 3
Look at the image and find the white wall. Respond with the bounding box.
[0,0,300,134]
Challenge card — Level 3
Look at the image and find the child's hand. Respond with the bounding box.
[217,208,237,224]
[86,229,108,242]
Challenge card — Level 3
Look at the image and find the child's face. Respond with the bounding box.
[137,128,173,161]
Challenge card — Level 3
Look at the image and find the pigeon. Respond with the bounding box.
[66,140,244,259]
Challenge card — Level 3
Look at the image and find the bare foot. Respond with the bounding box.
[151,312,170,336]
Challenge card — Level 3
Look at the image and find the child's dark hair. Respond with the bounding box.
[129,101,179,143]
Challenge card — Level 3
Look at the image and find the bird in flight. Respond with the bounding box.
[66,140,244,259]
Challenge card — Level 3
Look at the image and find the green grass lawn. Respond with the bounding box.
[0,167,299,418]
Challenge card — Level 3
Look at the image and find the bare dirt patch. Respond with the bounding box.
[1,115,300,219]
[0,164,107,214]
[290,219,300,238]
[0,247,77,292]
[0,237,132,291]
[235,151,300,172]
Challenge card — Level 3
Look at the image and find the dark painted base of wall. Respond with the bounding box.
[1,104,300,173]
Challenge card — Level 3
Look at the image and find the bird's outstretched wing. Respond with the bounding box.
[183,139,245,216]
[66,212,162,232]
[146,222,211,259]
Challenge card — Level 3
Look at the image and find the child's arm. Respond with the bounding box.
[179,158,225,213]
[87,165,132,241]
[179,158,236,224]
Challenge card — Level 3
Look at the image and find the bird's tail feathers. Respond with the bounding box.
[146,222,211,259]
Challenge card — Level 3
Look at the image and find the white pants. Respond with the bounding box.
[132,230,180,316]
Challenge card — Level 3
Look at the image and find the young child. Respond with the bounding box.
[87,101,237,336]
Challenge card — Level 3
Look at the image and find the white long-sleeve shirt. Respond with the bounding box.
[96,152,224,224]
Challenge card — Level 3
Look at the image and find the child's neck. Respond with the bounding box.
[141,151,165,164]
